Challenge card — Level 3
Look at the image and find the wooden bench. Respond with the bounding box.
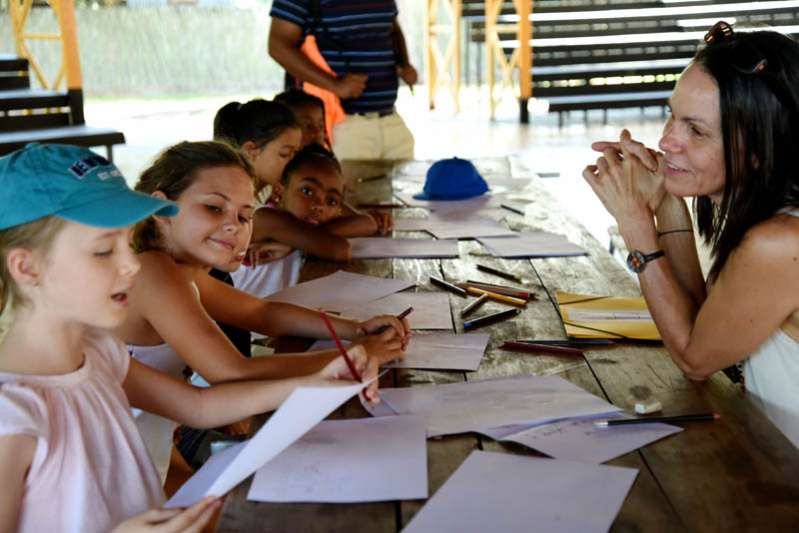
[0,55,124,160]
[464,0,799,124]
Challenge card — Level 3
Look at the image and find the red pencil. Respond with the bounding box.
[319,309,362,382]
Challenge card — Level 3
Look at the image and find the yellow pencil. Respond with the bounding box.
[465,287,527,307]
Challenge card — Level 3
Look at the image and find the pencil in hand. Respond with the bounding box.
[319,309,362,382]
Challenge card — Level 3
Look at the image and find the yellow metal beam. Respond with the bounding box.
[10,0,82,90]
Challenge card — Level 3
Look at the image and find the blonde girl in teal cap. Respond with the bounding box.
[0,144,376,533]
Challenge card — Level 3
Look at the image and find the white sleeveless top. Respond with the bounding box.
[742,207,799,448]
[127,342,185,484]
[230,248,304,300]
[126,281,197,483]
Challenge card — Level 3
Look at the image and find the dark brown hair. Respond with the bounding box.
[133,141,255,252]
[693,27,799,280]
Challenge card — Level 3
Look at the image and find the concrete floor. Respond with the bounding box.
[85,85,670,251]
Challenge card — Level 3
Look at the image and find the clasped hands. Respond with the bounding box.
[583,129,667,228]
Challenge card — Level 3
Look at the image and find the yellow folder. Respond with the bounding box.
[555,291,661,341]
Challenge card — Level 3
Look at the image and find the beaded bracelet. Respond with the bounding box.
[657,228,693,237]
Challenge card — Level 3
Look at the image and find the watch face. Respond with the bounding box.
[626,250,646,273]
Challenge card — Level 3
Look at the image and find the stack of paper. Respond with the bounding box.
[479,412,681,463]
[394,216,517,239]
[349,237,459,259]
[556,291,661,341]
[266,270,414,312]
[403,451,638,533]
[165,381,369,508]
[478,232,587,258]
[247,416,428,503]
[368,374,621,437]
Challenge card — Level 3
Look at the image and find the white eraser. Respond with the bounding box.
[634,400,662,414]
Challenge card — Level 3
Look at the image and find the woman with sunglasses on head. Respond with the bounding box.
[584,22,799,448]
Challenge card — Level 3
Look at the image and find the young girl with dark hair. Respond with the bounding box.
[252,143,392,262]
[274,88,329,148]
[584,22,799,447]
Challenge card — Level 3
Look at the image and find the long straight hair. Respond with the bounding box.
[692,29,799,280]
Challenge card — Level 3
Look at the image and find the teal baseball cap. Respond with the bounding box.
[0,143,178,230]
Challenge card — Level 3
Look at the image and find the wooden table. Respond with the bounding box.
[217,158,799,532]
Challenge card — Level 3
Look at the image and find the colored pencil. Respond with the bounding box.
[476,264,522,283]
[594,413,721,428]
[514,339,615,347]
[463,308,521,330]
[460,293,489,317]
[356,203,406,209]
[374,306,414,334]
[465,287,527,307]
[319,309,362,382]
[501,341,584,357]
[500,203,525,215]
[357,174,387,183]
[430,275,468,297]
[463,280,533,300]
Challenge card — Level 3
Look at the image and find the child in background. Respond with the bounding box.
[253,143,393,262]
[213,99,301,207]
[117,141,406,481]
[0,144,374,532]
[274,88,329,148]
[213,99,303,299]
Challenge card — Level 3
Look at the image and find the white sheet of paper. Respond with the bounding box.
[478,232,587,258]
[375,374,621,437]
[403,451,638,533]
[395,217,516,239]
[309,332,488,371]
[349,237,459,259]
[266,270,414,312]
[340,292,453,330]
[247,416,428,503]
[385,332,489,370]
[480,412,682,463]
[165,381,367,508]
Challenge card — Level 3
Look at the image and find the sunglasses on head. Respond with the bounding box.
[704,21,768,75]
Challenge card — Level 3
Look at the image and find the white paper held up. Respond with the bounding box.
[247,416,428,503]
[266,270,414,312]
[403,450,638,533]
[165,381,367,508]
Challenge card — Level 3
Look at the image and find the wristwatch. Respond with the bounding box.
[626,249,665,273]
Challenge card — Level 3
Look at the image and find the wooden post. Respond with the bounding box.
[452,0,461,112]
[425,0,437,110]
[516,0,532,123]
[485,0,500,119]
[53,0,83,90]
